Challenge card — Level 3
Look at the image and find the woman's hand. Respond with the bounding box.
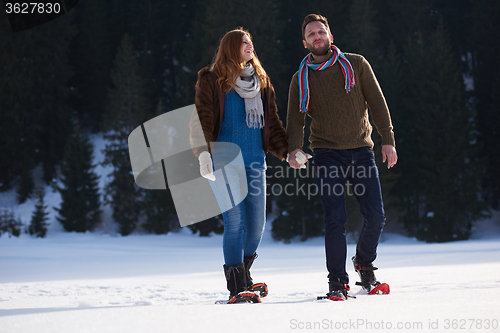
[198,151,216,181]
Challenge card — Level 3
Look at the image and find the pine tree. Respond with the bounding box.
[181,0,286,109]
[375,40,406,229]
[29,188,50,238]
[379,41,406,135]
[469,0,500,209]
[403,22,486,242]
[0,209,23,238]
[103,34,149,236]
[0,9,76,189]
[55,126,101,232]
[37,13,77,183]
[482,74,500,208]
[0,18,43,191]
[141,190,179,234]
[16,168,35,204]
[344,0,380,66]
[338,0,401,233]
[140,101,179,234]
[272,200,324,243]
[379,0,434,51]
[270,163,324,243]
[71,0,114,129]
[187,216,224,237]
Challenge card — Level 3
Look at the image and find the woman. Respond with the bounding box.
[194,28,287,304]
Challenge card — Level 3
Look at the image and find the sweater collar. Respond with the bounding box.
[310,48,334,64]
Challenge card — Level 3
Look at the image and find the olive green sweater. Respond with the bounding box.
[286,50,395,153]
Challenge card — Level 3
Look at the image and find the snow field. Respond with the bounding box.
[1,228,499,333]
[1,133,499,332]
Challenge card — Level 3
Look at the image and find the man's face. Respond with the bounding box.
[303,21,333,56]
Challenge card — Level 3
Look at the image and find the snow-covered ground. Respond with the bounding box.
[1,133,500,332]
[1,222,500,333]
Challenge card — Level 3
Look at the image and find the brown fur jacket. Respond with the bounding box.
[194,67,288,161]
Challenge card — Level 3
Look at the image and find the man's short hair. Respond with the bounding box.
[302,14,331,39]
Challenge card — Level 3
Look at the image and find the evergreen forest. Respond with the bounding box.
[1,0,499,242]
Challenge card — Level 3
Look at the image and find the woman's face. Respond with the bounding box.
[240,34,254,64]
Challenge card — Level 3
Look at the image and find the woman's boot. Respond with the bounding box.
[223,262,260,304]
[244,253,268,297]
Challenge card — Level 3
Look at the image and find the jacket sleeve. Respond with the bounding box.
[266,79,288,161]
[286,72,306,153]
[192,67,216,156]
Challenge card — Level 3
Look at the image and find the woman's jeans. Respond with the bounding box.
[313,147,386,284]
[210,165,266,267]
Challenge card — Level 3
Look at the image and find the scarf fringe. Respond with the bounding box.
[234,63,265,129]
[246,109,265,129]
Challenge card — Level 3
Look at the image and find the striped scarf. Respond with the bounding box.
[298,45,355,113]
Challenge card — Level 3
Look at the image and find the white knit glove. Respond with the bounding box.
[198,151,216,181]
[296,151,312,165]
[286,151,313,169]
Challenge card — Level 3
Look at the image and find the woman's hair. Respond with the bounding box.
[211,28,268,93]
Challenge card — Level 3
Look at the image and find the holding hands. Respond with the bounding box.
[287,149,313,169]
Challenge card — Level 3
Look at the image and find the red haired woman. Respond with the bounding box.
[194,28,287,304]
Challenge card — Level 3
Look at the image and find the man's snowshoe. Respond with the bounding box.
[317,279,350,301]
[352,256,390,295]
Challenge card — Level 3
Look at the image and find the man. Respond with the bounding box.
[286,14,397,301]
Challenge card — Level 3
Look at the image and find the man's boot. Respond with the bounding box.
[352,256,390,294]
[326,278,349,301]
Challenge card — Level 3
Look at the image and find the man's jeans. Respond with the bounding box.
[313,147,386,284]
[210,165,266,267]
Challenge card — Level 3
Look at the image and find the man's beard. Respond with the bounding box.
[306,40,331,56]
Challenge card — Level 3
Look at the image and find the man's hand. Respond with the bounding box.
[287,149,312,169]
[381,145,398,169]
